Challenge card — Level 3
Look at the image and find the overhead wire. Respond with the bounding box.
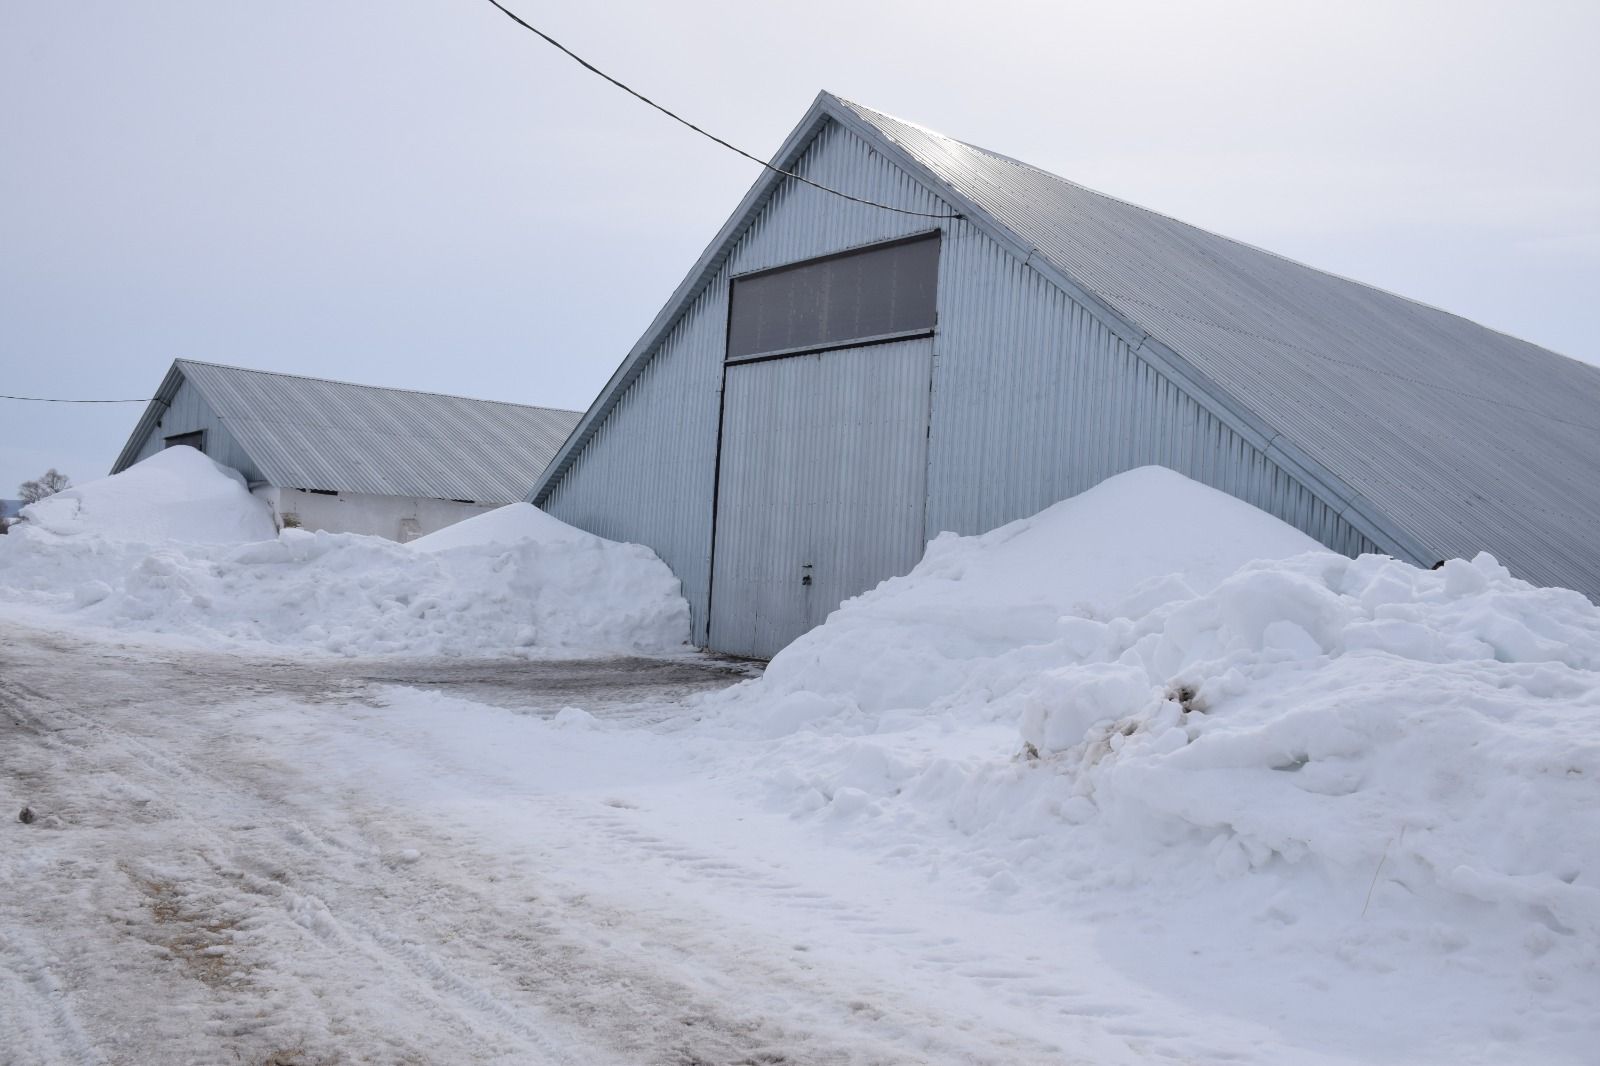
[478,0,962,221]
[1,394,155,404]
[27,9,1561,423]
[476,4,1587,430]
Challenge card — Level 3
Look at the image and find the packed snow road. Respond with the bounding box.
[0,625,775,1065]
[1,622,1116,1066]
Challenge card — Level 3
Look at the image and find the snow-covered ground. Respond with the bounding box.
[3,461,1597,1063]
[0,448,690,658]
[698,469,1600,1063]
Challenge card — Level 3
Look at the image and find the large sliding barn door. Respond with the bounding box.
[708,338,932,658]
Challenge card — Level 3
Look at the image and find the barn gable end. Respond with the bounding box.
[539,118,955,644]
[535,102,1388,651]
[117,364,261,483]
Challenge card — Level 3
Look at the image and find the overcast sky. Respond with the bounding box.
[3,1,1597,495]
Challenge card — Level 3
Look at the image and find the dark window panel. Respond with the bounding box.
[164,430,205,452]
[728,232,940,360]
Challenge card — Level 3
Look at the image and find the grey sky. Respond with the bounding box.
[3,1,1597,495]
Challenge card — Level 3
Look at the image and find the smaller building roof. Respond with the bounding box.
[114,360,583,504]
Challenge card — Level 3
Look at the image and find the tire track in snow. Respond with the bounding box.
[2,629,577,1064]
[0,665,105,1066]
[514,800,1113,1065]
[536,797,1252,1065]
[222,864,586,1065]
[0,923,104,1066]
[2,625,909,1065]
[266,806,891,1066]
[1,621,1249,1065]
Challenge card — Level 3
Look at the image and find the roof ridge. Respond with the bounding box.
[175,358,583,417]
[833,97,1589,367]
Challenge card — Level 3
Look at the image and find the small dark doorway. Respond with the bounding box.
[164,430,205,452]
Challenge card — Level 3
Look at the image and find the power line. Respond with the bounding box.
[478,0,962,222]
[1,394,154,404]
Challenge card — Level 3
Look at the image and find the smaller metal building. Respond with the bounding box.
[531,93,1600,657]
[114,360,581,541]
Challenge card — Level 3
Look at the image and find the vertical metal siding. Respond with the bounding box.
[545,116,1381,651]
[541,281,727,642]
[542,122,952,642]
[709,339,932,657]
[926,222,1380,557]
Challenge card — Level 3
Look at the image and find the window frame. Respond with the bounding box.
[163,429,206,452]
[724,230,941,366]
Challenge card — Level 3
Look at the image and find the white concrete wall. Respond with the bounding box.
[253,487,497,542]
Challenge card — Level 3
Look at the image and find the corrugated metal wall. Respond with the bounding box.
[710,339,933,657]
[538,282,725,643]
[130,376,260,482]
[927,229,1381,556]
[840,99,1598,596]
[544,117,1380,650]
[542,121,950,643]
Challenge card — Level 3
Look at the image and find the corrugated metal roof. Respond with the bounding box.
[122,360,581,503]
[832,98,1600,597]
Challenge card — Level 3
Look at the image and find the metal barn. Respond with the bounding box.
[115,360,581,541]
[531,93,1600,657]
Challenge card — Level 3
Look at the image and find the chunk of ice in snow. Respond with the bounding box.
[551,706,600,729]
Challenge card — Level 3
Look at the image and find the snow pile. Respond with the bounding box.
[705,467,1600,1056]
[1,455,690,658]
[734,467,1323,734]
[409,501,592,552]
[19,446,277,543]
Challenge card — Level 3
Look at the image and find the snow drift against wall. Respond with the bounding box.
[409,502,595,551]
[703,467,1600,1061]
[0,453,690,657]
[20,446,278,543]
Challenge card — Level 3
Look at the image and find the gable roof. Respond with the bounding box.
[114,360,582,504]
[836,99,1600,594]
[532,92,1600,599]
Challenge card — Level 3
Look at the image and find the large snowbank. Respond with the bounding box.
[1,453,690,657]
[409,501,592,552]
[19,446,278,543]
[704,467,1600,1060]
[739,467,1324,732]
